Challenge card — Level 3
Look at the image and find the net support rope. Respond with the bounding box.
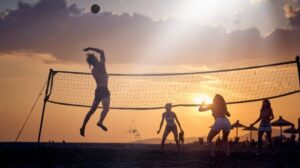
[15,80,47,142]
[45,57,300,110]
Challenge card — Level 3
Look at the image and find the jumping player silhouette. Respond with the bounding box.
[80,47,110,137]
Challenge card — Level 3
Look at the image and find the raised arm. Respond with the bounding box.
[99,50,105,63]
[157,113,164,134]
[174,113,183,131]
[83,47,105,62]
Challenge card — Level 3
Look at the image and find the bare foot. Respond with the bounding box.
[80,127,85,137]
[97,123,108,131]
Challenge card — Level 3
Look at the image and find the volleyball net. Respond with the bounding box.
[44,58,300,110]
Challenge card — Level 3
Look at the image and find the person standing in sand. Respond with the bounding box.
[198,94,231,157]
[251,99,274,155]
[157,103,183,151]
[80,47,110,137]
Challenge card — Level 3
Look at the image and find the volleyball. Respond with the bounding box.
[91,4,100,14]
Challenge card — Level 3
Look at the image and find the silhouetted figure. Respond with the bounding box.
[199,94,231,157]
[233,137,240,145]
[198,137,204,145]
[80,47,110,137]
[250,139,256,148]
[157,103,183,151]
[251,99,274,155]
[179,131,184,144]
[289,125,297,145]
[228,139,234,147]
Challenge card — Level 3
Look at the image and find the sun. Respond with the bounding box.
[192,93,213,117]
[193,94,213,105]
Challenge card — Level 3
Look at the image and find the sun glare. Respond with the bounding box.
[193,94,213,105]
[178,0,220,21]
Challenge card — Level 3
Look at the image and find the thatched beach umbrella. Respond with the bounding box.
[271,116,294,139]
[231,120,246,138]
[243,125,258,140]
[284,126,298,142]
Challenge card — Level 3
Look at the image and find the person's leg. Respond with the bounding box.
[80,100,101,136]
[172,126,180,151]
[266,131,273,152]
[97,97,110,131]
[207,129,220,157]
[257,131,264,154]
[161,126,171,151]
[222,131,230,156]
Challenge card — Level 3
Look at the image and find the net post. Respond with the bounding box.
[296,56,300,86]
[37,69,53,143]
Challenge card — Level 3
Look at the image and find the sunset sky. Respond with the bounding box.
[0,0,299,143]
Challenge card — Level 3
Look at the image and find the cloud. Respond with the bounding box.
[284,3,300,27]
[0,0,299,66]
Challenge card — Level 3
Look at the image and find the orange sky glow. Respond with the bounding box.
[0,0,299,143]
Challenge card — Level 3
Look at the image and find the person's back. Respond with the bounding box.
[198,94,231,157]
[92,60,108,88]
[211,102,230,119]
[251,99,274,155]
[260,108,272,125]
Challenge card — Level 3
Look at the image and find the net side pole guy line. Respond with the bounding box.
[15,80,47,142]
[296,56,300,86]
[37,69,53,143]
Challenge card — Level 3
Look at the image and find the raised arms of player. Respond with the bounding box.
[83,47,105,62]
[157,113,165,134]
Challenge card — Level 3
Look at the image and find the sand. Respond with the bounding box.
[0,142,299,168]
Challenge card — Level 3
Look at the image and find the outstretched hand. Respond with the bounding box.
[198,106,204,112]
[83,47,103,53]
[83,47,92,52]
[157,130,160,134]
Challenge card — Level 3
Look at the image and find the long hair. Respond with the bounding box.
[261,99,272,112]
[212,94,228,114]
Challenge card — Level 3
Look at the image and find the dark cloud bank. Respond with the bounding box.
[0,0,300,65]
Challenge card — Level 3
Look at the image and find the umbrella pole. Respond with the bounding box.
[236,128,238,138]
[250,130,252,140]
[280,126,282,140]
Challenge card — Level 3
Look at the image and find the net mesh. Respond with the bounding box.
[47,61,300,110]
